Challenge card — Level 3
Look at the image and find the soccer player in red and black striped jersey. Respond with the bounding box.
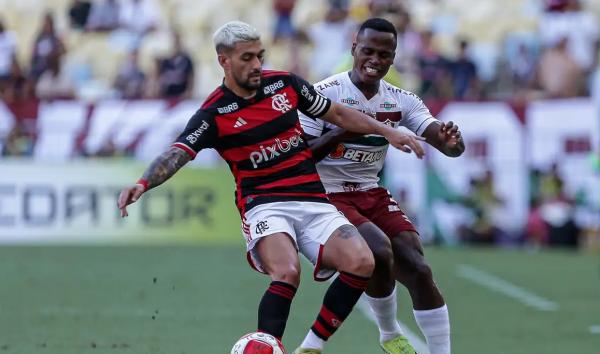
[117,21,425,353]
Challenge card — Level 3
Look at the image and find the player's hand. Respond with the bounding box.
[438,121,462,149]
[384,129,426,158]
[117,184,145,218]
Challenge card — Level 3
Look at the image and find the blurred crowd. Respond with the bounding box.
[268,0,599,101]
[0,0,194,102]
[0,0,598,248]
[455,166,583,248]
[0,0,598,103]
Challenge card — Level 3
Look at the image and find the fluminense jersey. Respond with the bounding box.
[299,71,437,193]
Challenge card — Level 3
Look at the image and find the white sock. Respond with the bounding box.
[413,304,451,354]
[300,329,325,350]
[366,286,403,342]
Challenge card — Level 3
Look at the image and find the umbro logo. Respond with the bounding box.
[234,117,247,128]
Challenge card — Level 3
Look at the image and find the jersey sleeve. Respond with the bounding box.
[299,112,325,137]
[172,109,218,159]
[400,90,437,136]
[290,74,331,119]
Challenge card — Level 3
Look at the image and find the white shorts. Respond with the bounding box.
[241,201,353,281]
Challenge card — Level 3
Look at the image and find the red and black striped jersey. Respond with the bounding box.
[173,70,332,212]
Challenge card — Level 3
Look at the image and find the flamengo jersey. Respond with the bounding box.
[299,71,436,193]
[173,70,332,212]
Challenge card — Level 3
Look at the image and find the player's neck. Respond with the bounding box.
[223,77,257,99]
[349,70,379,100]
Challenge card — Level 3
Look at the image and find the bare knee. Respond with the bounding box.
[371,241,394,272]
[392,232,433,282]
[343,248,375,277]
[412,260,433,281]
[268,262,301,286]
[268,263,301,287]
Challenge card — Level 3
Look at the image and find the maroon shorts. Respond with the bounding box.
[328,187,417,238]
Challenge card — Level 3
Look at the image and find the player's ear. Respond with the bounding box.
[217,53,230,69]
[351,42,356,56]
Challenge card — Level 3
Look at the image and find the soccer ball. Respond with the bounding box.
[231,332,286,354]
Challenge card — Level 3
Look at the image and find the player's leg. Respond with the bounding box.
[297,224,374,353]
[254,232,301,339]
[244,204,303,341]
[357,222,416,354]
[391,232,450,354]
[330,191,414,353]
[328,194,396,297]
[368,187,450,354]
[295,204,375,353]
[391,232,444,309]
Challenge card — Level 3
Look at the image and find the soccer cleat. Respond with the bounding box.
[380,334,418,354]
[292,348,322,354]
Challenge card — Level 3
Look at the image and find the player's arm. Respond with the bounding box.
[399,89,465,158]
[422,120,465,157]
[292,73,424,158]
[117,109,217,217]
[321,103,425,158]
[117,147,191,217]
[305,128,361,162]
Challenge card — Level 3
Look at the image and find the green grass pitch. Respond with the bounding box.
[1,246,599,354]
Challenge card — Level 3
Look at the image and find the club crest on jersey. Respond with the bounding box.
[381,119,399,128]
[249,133,304,168]
[328,144,385,163]
[271,93,292,113]
[263,80,285,95]
[185,121,210,144]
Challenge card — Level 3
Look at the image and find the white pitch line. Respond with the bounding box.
[589,326,600,334]
[356,295,430,354]
[456,264,559,312]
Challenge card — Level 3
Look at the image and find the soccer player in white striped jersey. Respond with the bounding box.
[295,18,464,354]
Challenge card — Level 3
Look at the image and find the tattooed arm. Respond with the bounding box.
[118,108,217,218]
[117,147,191,217]
[141,147,192,189]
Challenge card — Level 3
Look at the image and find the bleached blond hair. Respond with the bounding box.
[213,21,261,53]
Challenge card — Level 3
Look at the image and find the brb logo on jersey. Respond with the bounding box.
[263,80,284,95]
[271,93,292,113]
[328,144,385,163]
[186,121,210,144]
[249,132,304,168]
[217,102,239,114]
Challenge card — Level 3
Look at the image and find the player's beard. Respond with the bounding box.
[237,70,262,91]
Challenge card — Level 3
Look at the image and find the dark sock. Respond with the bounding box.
[257,281,297,339]
[310,272,370,340]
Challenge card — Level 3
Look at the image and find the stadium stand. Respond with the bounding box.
[0,0,598,249]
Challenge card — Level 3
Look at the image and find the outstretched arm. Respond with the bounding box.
[140,147,192,188]
[320,102,425,158]
[422,120,465,157]
[306,127,362,162]
[117,147,191,217]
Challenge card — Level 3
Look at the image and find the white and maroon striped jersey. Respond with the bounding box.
[299,71,436,193]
